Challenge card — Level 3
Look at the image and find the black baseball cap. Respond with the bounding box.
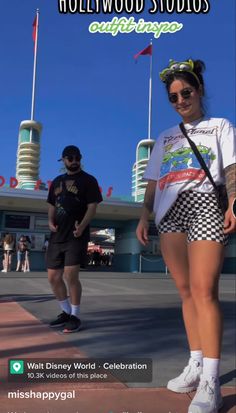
[58,145,81,161]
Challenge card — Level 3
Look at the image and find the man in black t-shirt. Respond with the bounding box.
[47,145,102,333]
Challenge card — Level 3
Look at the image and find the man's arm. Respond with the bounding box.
[223,163,236,233]
[136,180,157,246]
[48,204,58,232]
[73,203,98,238]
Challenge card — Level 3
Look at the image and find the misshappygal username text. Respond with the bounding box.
[8,390,76,401]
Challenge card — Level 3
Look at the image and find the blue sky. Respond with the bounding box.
[0,1,235,198]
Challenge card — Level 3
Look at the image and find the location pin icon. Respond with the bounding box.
[13,362,21,372]
[10,360,24,374]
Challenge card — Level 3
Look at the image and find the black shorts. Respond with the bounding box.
[46,238,88,269]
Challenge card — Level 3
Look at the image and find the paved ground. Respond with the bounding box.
[0,271,235,413]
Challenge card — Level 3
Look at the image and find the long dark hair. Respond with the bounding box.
[165,59,206,93]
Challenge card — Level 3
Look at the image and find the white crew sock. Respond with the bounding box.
[203,357,220,379]
[71,304,80,319]
[59,298,71,315]
[190,350,203,366]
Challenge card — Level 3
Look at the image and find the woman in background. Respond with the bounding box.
[2,233,15,272]
[16,235,27,272]
[24,235,31,272]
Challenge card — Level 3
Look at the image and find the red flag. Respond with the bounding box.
[32,16,37,42]
[134,44,152,60]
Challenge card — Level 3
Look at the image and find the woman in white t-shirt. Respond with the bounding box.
[136,59,236,413]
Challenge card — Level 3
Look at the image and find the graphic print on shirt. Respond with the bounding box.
[65,180,79,195]
[159,137,216,191]
[55,179,81,219]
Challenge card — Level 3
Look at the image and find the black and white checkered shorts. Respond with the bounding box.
[157,190,228,245]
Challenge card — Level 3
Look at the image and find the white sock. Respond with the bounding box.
[203,357,220,379]
[71,304,80,319]
[190,350,203,366]
[59,298,71,315]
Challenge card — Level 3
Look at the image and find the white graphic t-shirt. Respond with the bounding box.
[143,117,236,226]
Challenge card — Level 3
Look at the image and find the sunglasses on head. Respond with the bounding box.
[168,88,193,104]
[64,155,81,162]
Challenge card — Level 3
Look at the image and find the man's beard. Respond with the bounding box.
[66,164,80,173]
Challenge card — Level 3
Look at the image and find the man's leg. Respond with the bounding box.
[47,240,72,326]
[47,268,71,327]
[62,265,82,333]
[48,268,66,301]
[63,265,81,305]
[47,241,69,300]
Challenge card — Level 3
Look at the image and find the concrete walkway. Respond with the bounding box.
[0,271,235,413]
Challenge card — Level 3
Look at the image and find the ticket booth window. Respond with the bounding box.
[5,214,30,229]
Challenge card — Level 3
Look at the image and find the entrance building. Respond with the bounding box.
[0,187,235,273]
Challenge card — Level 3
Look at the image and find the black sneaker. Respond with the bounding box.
[49,311,71,328]
[63,316,81,333]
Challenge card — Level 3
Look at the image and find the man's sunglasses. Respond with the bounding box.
[168,88,193,104]
[64,155,81,162]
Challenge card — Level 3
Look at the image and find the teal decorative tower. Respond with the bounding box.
[132,138,155,202]
[16,120,43,190]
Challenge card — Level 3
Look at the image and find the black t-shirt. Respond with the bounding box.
[47,171,103,243]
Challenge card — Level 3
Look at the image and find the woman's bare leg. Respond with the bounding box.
[188,240,224,358]
[160,232,201,350]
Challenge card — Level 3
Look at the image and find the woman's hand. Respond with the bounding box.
[224,165,236,233]
[136,180,156,245]
[223,197,236,234]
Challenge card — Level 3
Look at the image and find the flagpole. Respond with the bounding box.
[31,9,39,122]
[133,41,153,201]
[148,39,153,142]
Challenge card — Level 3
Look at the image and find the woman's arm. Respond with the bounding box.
[223,163,236,233]
[136,180,157,246]
[225,164,236,200]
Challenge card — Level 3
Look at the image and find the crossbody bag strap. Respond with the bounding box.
[179,122,218,191]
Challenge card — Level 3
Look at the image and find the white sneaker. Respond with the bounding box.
[1,269,7,272]
[167,359,202,393]
[188,375,223,413]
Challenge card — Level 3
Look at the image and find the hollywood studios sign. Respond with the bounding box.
[0,176,113,197]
